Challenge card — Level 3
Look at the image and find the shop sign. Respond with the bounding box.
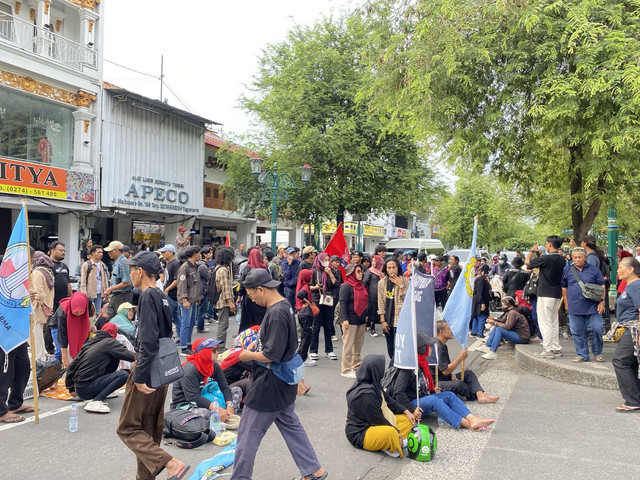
[0,156,95,203]
[363,225,385,237]
[322,222,386,237]
[111,175,200,214]
[393,227,409,238]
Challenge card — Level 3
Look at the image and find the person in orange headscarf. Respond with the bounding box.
[170,338,235,421]
[54,291,94,368]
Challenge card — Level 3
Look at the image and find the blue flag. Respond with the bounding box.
[188,439,236,480]
[442,217,478,348]
[394,270,438,369]
[0,205,31,354]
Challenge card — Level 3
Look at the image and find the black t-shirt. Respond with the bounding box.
[384,280,395,323]
[449,265,462,288]
[435,339,453,380]
[164,258,180,301]
[529,253,566,298]
[52,260,70,309]
[244,299,298,412]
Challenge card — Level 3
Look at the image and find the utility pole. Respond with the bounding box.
[160,55,164,100]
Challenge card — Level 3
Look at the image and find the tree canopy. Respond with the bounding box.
[355,0,640,241]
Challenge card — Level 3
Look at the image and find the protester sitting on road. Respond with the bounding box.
[502,256,530,298]
[378,258,410,365]
[561,247,606,363]
[55,291,95,368]
[340,263,369,379]
[606,257,640,412]
[108,302,136,342]
[433,321,499,403]
[65,323,134,414]
[390,334,495,431]
[171,337,235,421]
[345,355,418,458]
[476,296,530,360]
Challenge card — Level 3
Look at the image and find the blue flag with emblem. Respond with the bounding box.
[442,216,478,348]
[0,205,31,354]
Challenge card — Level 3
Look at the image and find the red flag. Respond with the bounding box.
[324,222,350,279]
[225,232,230,246]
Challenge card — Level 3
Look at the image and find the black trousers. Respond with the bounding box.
[0,343,30,417]
[438,370,483,401]
[297,314,313,361]
[310,305,333,354]
[612,333,640,407]
[435,289,448,310]
[384,326,396,366]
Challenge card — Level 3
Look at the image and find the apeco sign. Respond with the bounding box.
[110,175,200,214]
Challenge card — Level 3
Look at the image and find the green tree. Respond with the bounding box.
[355,0,640,241]
[228,16,440,226]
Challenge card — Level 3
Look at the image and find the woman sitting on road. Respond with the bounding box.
[346,355,418,458]
[390,334,495,431]
[476,296,530,360]
[378,258,410,365]
[606,257,640,412]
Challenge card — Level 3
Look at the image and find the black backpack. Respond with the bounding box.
[163,409,213,449]
[207,265,221,304]
[587,252,611,283]
[381,366,399,393]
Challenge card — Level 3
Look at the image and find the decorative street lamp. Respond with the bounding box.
[251,158,312,248]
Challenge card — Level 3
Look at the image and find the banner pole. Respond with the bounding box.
[22,199,40,424]
[461,358,465,381]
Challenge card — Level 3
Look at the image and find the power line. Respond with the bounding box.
[104,58,160,79]
[162,80,192,112]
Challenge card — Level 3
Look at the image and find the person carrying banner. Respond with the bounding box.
[345,355,417,458]
[434,321,499,403]
[390,333,495,431]
[377,259,410,365]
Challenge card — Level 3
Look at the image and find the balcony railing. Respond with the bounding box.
[0,12,97,72]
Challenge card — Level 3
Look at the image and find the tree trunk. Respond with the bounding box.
[336,204,345,227]
[569,145,605,242]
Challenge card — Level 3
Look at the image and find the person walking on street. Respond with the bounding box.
[232,269,327,480]
[196,246,213,334]
[214,247,236,350]
[526,236,567,358]
[309,253,339,361]
[48,241,72,353]
[177,245,202,355]
[104,241,134,320]
[283,247,302,309]
[117,251,189,480]
[561,247,606,362]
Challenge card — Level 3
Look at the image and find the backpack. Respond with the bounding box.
[207,265,222,304]
[381,366,400,393]
[523,268,539,300]
[163,409,213,449]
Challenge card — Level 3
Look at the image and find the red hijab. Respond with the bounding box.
[59,292,90,358]
[345,264,368,317]
[101,322,118,339]
[247,249,266,269]
[296,269,313,310]
[184,338,215,379]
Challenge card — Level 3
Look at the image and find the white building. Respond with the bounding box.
[0,0,102,272]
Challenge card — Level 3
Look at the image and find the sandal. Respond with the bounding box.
[595,355,604,362]
[0,413,25,423]
[167,465,190,480]
[10,405,35,413]
[293,471,328,480]
[615,404,640,413]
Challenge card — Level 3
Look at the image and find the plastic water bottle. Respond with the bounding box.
[69,403,79,433]
[210,401,221,435]
[437,416,446,428]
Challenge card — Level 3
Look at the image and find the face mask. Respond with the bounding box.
[322,261,329,267]
[499,260,505,265]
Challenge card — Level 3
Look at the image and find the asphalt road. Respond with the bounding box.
[2,319,639,480]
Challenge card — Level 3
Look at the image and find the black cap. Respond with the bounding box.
[123,251,162,275]
[352,251,363,257]
[243,268,281,289]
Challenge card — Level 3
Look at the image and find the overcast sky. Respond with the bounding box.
[102,0,361,137]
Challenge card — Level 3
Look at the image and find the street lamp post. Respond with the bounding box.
[250,158,312,248]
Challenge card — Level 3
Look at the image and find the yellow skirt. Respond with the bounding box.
[362,415,414,457]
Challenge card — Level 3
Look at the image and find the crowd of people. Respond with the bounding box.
[1,231,640,477]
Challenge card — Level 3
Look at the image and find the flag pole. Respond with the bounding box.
[462,215,479,382]
[22,199,40,424]
[411,278,420,407]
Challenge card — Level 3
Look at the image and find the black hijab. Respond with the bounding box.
[346,354,385,404]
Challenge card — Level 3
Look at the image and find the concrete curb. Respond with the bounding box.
[514,341,619,390]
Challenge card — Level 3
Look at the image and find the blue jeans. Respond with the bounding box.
[50,327,62,361]
[197,297,209,331]
[411,391,471,429]
[90,296,103,315]
[179,303,198,349]
[486,326,527,352]
[471,315,487,336]
[569,313,603,360]
[75,370,129,402]
[531,298,542,339]
[169,298,181,334]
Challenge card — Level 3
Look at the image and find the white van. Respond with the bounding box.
[384,238,445,258]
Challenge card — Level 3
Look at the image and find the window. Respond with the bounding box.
[213,188,219,199]
[0,86,74,168]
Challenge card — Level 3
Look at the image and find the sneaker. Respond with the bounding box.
[326,352,338,360]
[553,350,563,358]
[84,400,110,414]
[482,351,497,360]
[304,358,317,367]
[369,331,379,337]
[331,336,339,341]
[475,344,491,354]
[469,332,477,337]
[341,370,357,378]
[534,350,555,359]
[196,328,209,333]
[180,348,195,356]
[477,333,485,339]
[309,353,319,360]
